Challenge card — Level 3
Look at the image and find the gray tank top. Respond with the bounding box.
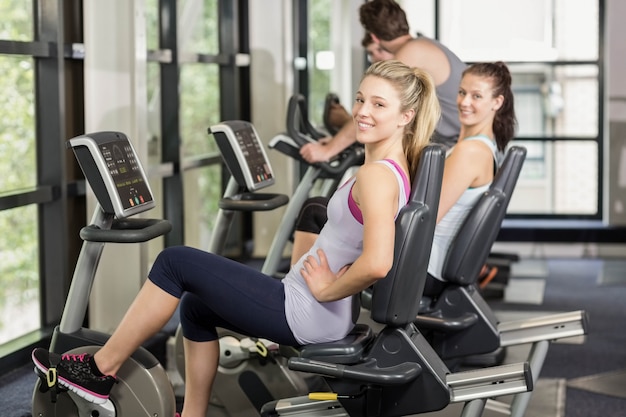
[283,160,410,344]
[422,37,466,141]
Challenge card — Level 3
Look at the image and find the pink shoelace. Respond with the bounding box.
[61,353,89,362]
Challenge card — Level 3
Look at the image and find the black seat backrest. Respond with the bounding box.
[371,144,446,326]
[442,146,527,286]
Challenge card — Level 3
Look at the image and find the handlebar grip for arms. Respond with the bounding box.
[288,357,421,385]
[286,95,365,175]
[218,192,289,212]
[286,94,326,142]
[414,312,479,332]
[80,218,172,243]
[320,146,365,176]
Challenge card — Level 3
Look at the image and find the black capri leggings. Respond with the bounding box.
[148,246,299,345]
[294,196,329,234]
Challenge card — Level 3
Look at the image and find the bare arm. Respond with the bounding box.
[301,163,399,301]
[299,122,357,163]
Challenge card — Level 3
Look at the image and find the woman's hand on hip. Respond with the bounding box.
[301,248,349,302]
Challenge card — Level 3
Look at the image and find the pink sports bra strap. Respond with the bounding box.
[347,159,410,224]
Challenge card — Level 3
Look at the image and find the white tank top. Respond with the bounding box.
[427,135,498,280]
[283,159,410,344]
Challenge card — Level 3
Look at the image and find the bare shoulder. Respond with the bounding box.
[449,139,495,179]
[355,161,402,195]
[404,37,443,54]
[356,160,398,181]
[354,162,402,213]
[396,38,449,84]
[453,138,493,157]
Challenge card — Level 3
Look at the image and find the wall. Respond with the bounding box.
[83,1,151,332]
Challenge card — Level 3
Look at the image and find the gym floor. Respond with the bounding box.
[1,257,625,417]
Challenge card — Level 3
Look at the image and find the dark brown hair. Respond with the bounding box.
[463,61,518,151]
[359,0,410,41]
[361,32,374,48]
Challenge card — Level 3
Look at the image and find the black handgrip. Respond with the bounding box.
[80,218,172,243]
[287,357,421,385]
[320,145,365,176]
[286,94,326,143]
[271,136,364,177]
[286,94,364,176]
[414,312,479,332]
[218,193,289,212]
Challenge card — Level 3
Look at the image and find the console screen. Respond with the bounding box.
[236,127,273,186]
[99,140,153,210]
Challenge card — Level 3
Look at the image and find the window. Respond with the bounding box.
[0,11,39,344]
[306,0,603,219]
[0,0,33,41]
[0,206,39,343]
[145,0,229,250]
[307,0,333,124]
[418,0,602,217]
[0,0,248,362]
[176,0,224,249]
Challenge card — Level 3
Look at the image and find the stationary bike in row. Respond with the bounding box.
[32,123,319,417]
[172,120,326,416]
[264,145,587,417]
[167,91,365,412]
[260,144,535,417]
[410,145,588,417]
[186,124,535,417]
[262,94,364,277]
[32,132,175,416]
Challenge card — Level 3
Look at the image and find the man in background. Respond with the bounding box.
[300,0,466,163]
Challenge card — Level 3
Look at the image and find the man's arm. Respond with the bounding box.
[300,122,357,163]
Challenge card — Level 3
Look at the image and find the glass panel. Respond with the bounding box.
[554,65,598,136]
[145,168,166,266]
[146,61,162,164]
[0,55,36,192]
[180,63,221,156]
[511,64,598,138]
[183,165,222,249]
[508,140,598,215]
[438,0,598,62]
[0,0,33,41]
[0,205,40,344]
[145,0,159,51]
[178,0,219,56]
[308,0,333,125]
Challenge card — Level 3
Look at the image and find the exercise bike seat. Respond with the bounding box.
[280,323,374,364]
[276,145,452,415]
[440,146,527,287]
[262,147,539,417]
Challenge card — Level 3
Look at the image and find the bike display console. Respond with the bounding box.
[210,120,276,192]
[68,131,155,218]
